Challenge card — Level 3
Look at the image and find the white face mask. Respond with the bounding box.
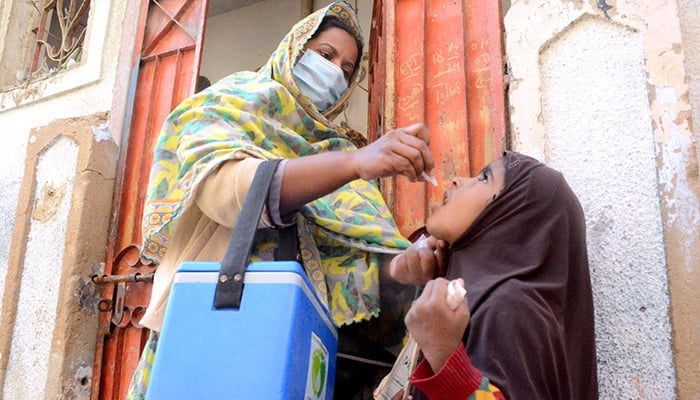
[292,49,349,113]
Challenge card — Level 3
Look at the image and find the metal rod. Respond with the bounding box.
[91,272,154,284]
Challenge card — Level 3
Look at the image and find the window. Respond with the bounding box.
[29,0,90,76]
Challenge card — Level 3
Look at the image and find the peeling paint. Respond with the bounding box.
[656,86,679,103]
[91,122,111,142]
[649,85,693,144]
[9,80,47,108]
[31,183,67,223]
[658,130,700,229]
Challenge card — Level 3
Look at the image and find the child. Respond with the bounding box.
[388,151,598,400]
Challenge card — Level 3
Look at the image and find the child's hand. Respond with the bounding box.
[388,234,448,286]
[405,278,470,373]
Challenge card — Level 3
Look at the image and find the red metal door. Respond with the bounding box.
[369,0,506,237]
[92,1,208,399]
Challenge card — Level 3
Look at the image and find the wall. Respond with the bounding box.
[200,0,305,82]
[506,0,699,398]
[1,114,117,400]
[0,1,128,398]
[674,0,700,396]
[0,0,36,89]
[0,0,121,292]
[540,16,674,396]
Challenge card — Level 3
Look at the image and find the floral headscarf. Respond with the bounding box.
[262,0,364,122]
[140,1,410,326]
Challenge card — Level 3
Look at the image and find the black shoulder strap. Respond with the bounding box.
[214,159,282,309]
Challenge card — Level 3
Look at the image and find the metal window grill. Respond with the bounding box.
[31,0,90,74]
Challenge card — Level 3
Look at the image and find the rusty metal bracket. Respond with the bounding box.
[98,299,113,312]
[91,272,154,284]
[113,282,126,326]
[93,273,154,325]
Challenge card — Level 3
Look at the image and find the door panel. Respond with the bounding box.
[92,1,208,399]
[369,0,506,237]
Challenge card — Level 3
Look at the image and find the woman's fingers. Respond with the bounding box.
[401,123,435,177]
[400,122,430,144]
[390,124,435,178]
[354,123,434,181]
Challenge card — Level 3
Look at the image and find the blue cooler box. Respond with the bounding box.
[146,261,338,400]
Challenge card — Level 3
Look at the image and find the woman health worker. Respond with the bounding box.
[127,2,435,399]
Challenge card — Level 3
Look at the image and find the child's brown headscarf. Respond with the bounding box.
[446,151,598,399]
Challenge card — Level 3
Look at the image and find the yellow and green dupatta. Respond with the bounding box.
[140,1,410,327]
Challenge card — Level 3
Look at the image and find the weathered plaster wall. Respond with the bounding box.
[0,0,127,398]
[0,0,125,322]
[4,136,78,400]
[506,0,699,398]
[680,0,700,157]
[0,114,117,399]
[673,1,700,397]
[0,0,37,89]
[540,16,674,397]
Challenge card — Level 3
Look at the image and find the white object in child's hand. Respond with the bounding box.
[446,279,467,310]
[373,278,468,400]
[413,233,439,256]
[413,234,430,250]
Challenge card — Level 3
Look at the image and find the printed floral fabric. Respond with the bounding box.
[125,331,159,400]
[140,1,409,327]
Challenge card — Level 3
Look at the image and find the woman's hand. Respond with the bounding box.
[405,278,470,374]
[351,123,435,183]
[387,235,448,286]
[280,122,434,214]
